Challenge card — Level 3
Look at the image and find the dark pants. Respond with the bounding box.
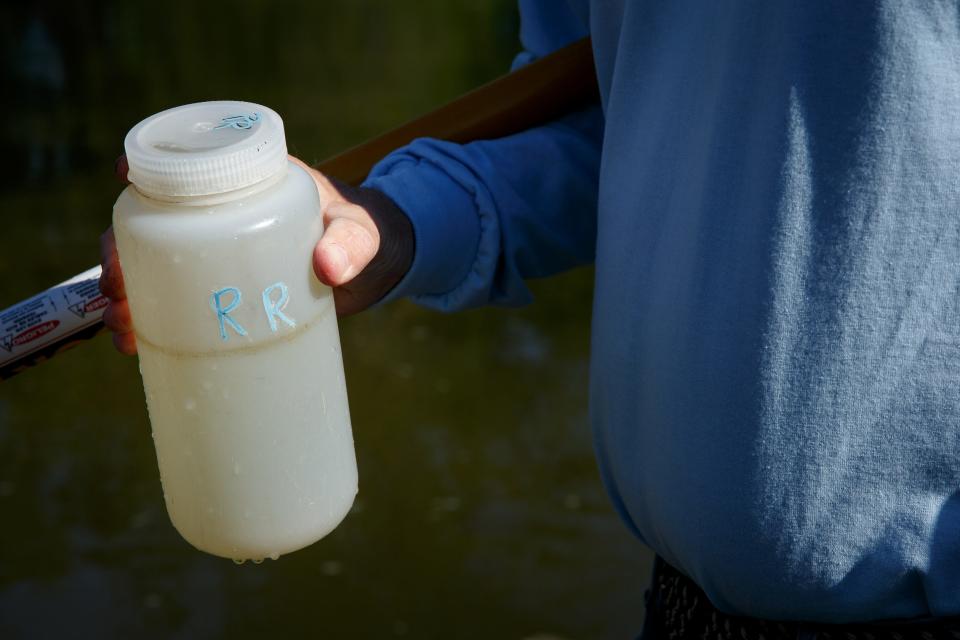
[640,556,960,640]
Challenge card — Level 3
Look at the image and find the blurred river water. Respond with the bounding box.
[0,2,651,638]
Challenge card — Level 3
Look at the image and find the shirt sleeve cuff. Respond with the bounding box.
[362,151,481,306]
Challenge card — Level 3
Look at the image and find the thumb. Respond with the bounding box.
[314,201,380,286]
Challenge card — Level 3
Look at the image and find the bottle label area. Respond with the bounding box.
[210,281,295,341]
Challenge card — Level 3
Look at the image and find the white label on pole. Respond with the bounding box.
[0,266,106,370]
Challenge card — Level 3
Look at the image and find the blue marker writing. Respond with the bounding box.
[210,287,247,341]
[262,282,295,332]
[214,113,261,131]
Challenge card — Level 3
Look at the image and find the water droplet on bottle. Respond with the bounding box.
[234,462,241,476]
[172,254,182,264]
[232,558,245,565]
[269,552,279,561]
[252,558,264,565]
[184,398,196,411]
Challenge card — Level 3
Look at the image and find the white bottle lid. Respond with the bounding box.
[124,100,288,198]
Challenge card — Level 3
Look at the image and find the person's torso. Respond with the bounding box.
[578,0,960,621]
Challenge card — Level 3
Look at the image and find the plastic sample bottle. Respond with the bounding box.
[113,101,357,561]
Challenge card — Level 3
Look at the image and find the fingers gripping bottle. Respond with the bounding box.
[113,101,357,561]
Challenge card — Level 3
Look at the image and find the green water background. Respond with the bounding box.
[0,2,652,638]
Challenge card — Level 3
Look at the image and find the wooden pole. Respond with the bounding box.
[318,37,597,185]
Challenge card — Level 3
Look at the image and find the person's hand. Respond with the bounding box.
[289,157,414,316]
[99,155,414,355]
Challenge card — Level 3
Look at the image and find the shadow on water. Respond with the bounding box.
[0,2,651,638]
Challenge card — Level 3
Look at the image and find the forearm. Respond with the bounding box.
[363,104,603,312]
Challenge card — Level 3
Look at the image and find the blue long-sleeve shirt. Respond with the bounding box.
[363,1,960,623]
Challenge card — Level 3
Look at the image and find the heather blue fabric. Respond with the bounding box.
[363,1,960,622]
